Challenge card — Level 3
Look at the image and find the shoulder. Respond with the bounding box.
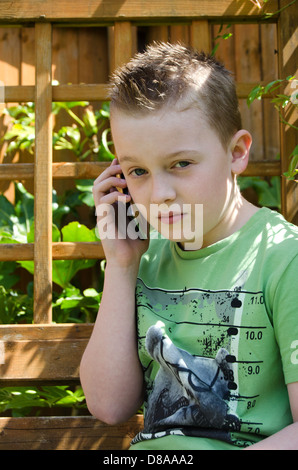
[258,209,298,305]
[256,208,298,256]
[264,208,298,237]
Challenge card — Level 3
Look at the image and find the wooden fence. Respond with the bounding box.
[0,0,297,450]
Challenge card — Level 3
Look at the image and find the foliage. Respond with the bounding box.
[211,24,233,56]
[247,76,298,181]
[237,175,281,209]
[249,0,269,6]
[246,1,298,180]
[0,103,107,409]
[248,0,297,19]
[0,386,87,417]
[0,97,112,324]
[2,99,114,161]
[0,285,33,324]
[0,182,103,324]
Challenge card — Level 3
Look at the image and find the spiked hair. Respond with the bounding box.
[109,42,242,149]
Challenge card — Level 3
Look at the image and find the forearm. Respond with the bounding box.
[80,263,144,424]
[245,422,298,450]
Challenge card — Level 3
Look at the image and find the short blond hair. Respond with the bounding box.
[109,42,242,149]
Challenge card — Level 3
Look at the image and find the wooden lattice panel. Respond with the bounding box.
[0,0,296,381]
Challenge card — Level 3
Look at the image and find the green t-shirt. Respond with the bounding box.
[130,208,298,450]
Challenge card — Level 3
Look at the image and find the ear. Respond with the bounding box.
[229,130,252,175]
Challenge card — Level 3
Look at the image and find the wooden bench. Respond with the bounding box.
[0,324,144,450]
[0,415,144,450]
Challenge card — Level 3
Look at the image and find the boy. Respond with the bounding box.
[80,43,298,450]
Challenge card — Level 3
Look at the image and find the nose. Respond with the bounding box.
[150,174,176,205]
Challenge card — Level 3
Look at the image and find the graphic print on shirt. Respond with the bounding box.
[133,274,268,446]
[143,323,240,442]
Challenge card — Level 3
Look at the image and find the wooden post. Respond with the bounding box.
[277,0,298,222]
[191,20,211,53]
[113,21,136,69]
[34,22,53,323]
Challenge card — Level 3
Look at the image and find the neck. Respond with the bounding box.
[181,182,259,251]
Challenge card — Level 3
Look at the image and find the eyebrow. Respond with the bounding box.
[119,150,199,164]
[118,155,139,163]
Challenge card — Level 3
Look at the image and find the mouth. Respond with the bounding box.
[158,211,184,225]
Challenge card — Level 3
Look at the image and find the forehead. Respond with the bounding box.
[110,104,209,133]
[110,106,224,163]
[110,106,205,143]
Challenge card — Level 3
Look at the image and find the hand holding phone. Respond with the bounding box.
[92,159,149,266]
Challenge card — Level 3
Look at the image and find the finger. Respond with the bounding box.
[92,176,127,202]
[97,191,130,207]
[93,158,121,185]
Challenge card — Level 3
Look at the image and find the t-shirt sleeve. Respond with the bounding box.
[273,254,298,384]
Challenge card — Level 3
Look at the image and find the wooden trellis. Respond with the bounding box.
[0,0,297,450]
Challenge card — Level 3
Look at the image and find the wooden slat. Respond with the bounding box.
[4,84,110,102]
[0,162,109,180]
[243,160,281,176]
[0,415,144,450]
[34,23,53,324]
[2,82,275,102]
[278,0,298,222]
[113,21,135,69]
[0,324,93,382]
[170,24,190,45]
[0,242,105,261]
[0,160,282,181]
[0,323,92,340]
[191,20,211,53]
[3,85,35,102]
[52,242,105,260]
[0,0,279,22]
[53,83,109,101]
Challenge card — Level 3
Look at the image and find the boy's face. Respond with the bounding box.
[111,106,243,249]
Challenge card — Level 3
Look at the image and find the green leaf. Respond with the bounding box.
[14,182,34,234]
[238,176,281,209]
[0,385,86,415]
[257,176,281,209]
[75,179,93,193]
[0,183,34,242]
[247,85,263,106]
[82,108,98,137]
[61,221,96,243]
[98,128,114,161]
[52,222,97,288]
[0,194,15,231]
[75,179,95,207]
[0,286,33,324]
[284,145,298,180]
[0,261,20,289]
[97,101,110,119]
[53,126,81,153]
[52,101,89,115]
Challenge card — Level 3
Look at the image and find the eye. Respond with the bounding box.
[130,168,147,177]
[174,161,191,168]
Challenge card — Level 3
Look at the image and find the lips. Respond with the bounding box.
[158,211,184,225]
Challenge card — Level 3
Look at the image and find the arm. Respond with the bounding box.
[245,382,298,450]
[80,159,149,424]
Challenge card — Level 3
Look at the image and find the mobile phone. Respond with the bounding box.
[120,173,129,196]
[120,173,135,220]
[120,173,142,235]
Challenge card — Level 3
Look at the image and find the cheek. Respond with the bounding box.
[128,188,150,218]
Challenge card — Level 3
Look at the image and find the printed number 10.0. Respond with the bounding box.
[245,331,263,341]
